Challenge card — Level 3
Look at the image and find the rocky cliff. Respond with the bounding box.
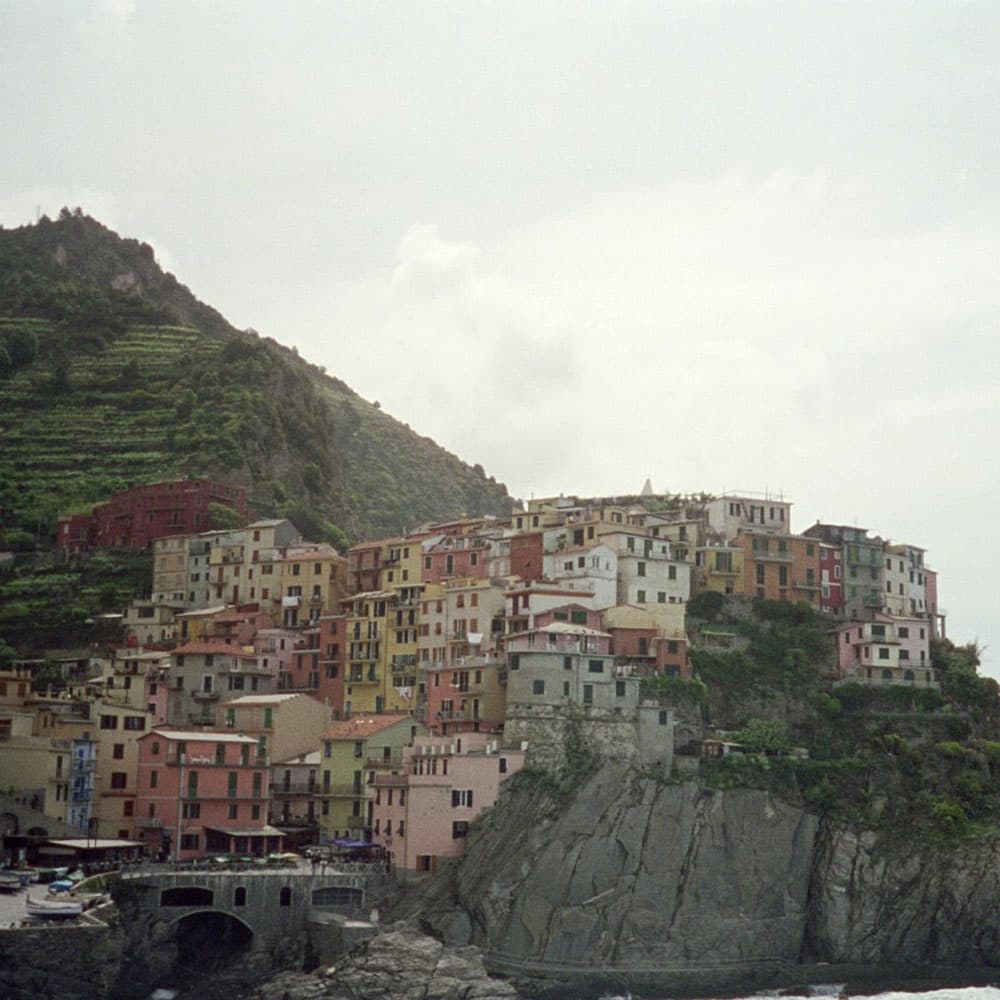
[397,763,1000,994]
[249,922,518,1000]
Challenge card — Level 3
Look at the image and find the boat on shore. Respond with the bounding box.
[26,896,85,918]
[0,871,29,892]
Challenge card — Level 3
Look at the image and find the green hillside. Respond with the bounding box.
[0,210,512,549]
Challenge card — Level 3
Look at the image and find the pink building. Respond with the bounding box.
[420,536,491,584]
[371,732,525,873]
[135,728,282,859]
[834,614,937,688]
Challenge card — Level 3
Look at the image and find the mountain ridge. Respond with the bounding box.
[0,209,513,546]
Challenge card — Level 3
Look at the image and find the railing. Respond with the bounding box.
[371,776,408,795]
[365,753,403,770]
[273,783,318,796]
[321,784,365,797]
[749,549,792,562]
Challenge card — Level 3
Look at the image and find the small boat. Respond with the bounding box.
[0,872,27,893]
[26,896,84,918]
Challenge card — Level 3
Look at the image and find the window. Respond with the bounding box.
[110,772,127,790]
[113,744,124,760]
[615,680,626,697]
[588,660,604,673]
[150,771,158,789]
[228,804,238,819]
[668,565,677,580]
[878,648,890,659]
[180,834,200,851]
[451,789,474,807]
[563,656,573,671]
[583,684,594,705]
[637,561,646,577]
[532,679,545,695]
[123,801,134,816]
[182,802,201,819]
[279,886,291,907]
[234,887,246,906]
[100,716,118,730]
[499,757,508,774]
[452,821,470,839]
[124,716,145,731]
[898,627,909,638]
[659,709,669,725]
[637,590,646,603]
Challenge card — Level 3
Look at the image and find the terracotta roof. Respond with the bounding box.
[325,714,412,740]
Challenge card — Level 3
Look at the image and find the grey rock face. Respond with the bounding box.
[249,923,518,1000]
[411,762,1000,977]
[424,763,818,967]
[807,826,1000,966]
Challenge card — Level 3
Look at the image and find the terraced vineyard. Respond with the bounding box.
[0,319,208,523]
[0,212,513,551]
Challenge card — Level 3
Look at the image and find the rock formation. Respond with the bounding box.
[393,762,1000,993]
[248,922,518,1000]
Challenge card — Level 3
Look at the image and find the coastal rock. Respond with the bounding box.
[408,763,818,968]
[249,923,518,1000]
[398,761,1000,986]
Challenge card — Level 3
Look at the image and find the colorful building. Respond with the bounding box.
[317,714,422,843]
[57,479,250,553]
[135,729,279,859]
[371,731,525,873]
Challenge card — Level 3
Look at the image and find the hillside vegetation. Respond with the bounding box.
[0,210,512,550]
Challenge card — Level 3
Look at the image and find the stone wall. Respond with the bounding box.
[0,921,123,1000]
[504,702,674,775]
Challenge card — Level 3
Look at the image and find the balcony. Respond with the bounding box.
[273,783,318,796]
[192,689,220,701]
[282,596,302,608]
[365,752,403,770]
[321,784,365,798]
[374,773,408,788]
[749,549,793,562]
[134,816,163,829]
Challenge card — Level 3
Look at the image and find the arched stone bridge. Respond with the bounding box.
[119,868,385,952]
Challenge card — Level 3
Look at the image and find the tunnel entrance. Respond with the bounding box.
[159,911,255,997]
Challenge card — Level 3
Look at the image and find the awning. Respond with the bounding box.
[330,837,371,849]
[204,825,285,838]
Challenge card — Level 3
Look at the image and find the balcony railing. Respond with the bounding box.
[365,753,403,770]
[321,784,365,797]
[273,783,318,796]
[749,550,793,562]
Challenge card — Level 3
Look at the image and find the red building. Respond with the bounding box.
[318,613,347,716]
[57,479,250,553]
[509,531,544,583]
[819,542,843,617]
[421,536,491,584]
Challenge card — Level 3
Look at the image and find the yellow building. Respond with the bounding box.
[693,544,746,597]
[341,589,419,715]
[275,543,348,627]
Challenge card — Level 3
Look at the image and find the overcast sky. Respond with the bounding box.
[2,1,998,671]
